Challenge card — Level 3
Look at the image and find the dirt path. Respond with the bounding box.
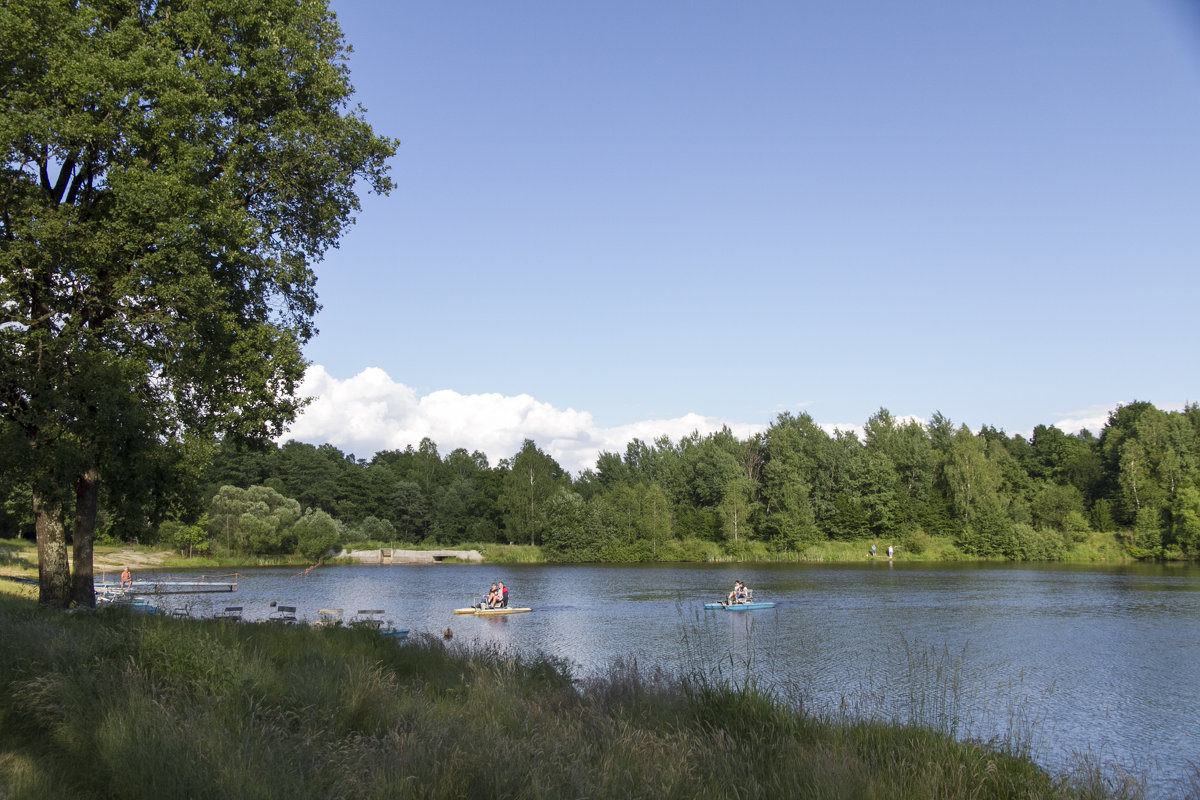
[91,548,173,572]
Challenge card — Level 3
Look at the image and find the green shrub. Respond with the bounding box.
[1009,524,1066,561]
[294,508,341,560]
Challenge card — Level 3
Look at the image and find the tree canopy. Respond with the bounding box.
[0,0,396,605]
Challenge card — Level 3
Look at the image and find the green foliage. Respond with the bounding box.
[1172,485,1200,556]
[1063,510,1092,542]
[349,515,395,545]
[1124,507,1165,559]
[900,527,932,555]
[165,401,1200,564]
[1063,530,1129,562]
[497,440,571,546]
[1031,483,1086,530]
[540,489,593,561]
[208,485,300,556]
[1,0,396,605]
[956,496,1015,558]
[1008,524,1067,561]
[293,508,341,561]
[389,480,429,542]
[159,518,211,558]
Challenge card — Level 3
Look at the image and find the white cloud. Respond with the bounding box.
[1021,402,1188,439]
[284,366,766,474]
[1047,404,1118,437]
[1046,401,1187,438]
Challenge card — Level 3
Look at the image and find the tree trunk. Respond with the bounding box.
[33,491,71,607]
[71,466,100,607]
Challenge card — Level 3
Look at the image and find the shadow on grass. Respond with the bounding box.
[0,539,34,570]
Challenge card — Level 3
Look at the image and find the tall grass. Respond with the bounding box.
[1063,531,1130,562]
[0,589,1143,800]
[471,543,545,564]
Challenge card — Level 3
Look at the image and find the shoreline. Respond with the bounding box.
[0,536,1161,584]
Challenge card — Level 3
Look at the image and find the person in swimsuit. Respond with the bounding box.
[120,566,132,589]
[727,581,746,604]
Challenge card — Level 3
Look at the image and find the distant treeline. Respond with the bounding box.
[3,401,1197,562]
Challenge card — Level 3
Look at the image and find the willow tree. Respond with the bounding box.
[0,0,396,606]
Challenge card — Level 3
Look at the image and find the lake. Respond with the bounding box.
[124,561,1200,798]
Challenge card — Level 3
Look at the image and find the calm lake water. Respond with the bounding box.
[124,561,1200,798]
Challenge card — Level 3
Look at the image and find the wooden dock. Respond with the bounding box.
[94,580,237,595]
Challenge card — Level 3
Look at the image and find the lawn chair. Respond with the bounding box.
[216,606,243,621]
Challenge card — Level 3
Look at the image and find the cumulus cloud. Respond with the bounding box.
[1045,402,1185,437]
[284,366,766,474]
[1047,404,1118,437]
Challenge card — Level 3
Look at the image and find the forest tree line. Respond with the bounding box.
[3,401,1198,562]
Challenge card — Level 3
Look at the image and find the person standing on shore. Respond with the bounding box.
[887,545,894,560]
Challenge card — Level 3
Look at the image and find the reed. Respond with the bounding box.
[0,591,1145,799]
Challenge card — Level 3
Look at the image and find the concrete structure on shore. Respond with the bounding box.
[339,548,484,565]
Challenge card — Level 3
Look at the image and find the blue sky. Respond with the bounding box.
[287,1,1200,473]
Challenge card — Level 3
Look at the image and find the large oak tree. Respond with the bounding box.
[0,0,395,606]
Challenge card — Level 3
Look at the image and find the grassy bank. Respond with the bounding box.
[749,531,1136,564]
[479,531,1137,565]
[0,532,1145,582]
[0,587,1135,800]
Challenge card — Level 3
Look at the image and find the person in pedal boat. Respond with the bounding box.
[496,581,509,608]
[726,581,748,604]
[477,583,499,609]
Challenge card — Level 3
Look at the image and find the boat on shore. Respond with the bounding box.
[268,604,298,624]
[351,609,409,639]
[95,586,159,613]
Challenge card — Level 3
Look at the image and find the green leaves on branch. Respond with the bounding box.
[2,0,395,604]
